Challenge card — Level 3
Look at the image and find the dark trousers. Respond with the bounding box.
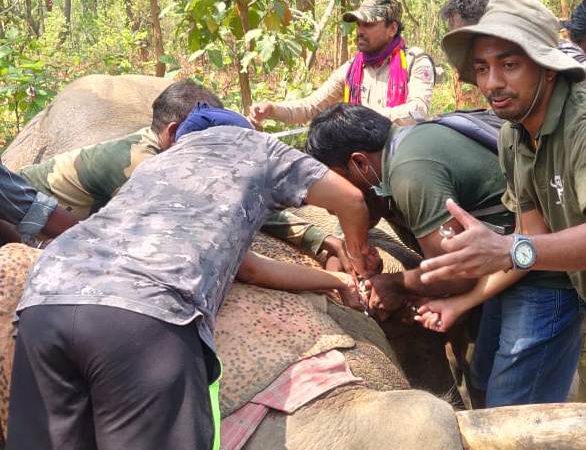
[7,305,218,450]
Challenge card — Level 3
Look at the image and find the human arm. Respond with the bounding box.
[236,251,359,301]
[266,137,370,275]
[249,63,348,126]
[372,52,434,122]
[0,165,77,239]
[260,210,332,257]
[415,199,585,283]
[261,210,382,274]
[365,157,481,319]
[304,171,370,275]
[416,207,549,331]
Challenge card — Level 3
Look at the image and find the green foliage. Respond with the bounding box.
[177,1,314,74]
[0,27,56,143]
[0,0,576,151]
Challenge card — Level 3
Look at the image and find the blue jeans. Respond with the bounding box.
[472,283,583,407]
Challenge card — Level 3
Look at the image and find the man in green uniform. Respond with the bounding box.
[306,101,581,406]
[416,0,586,406]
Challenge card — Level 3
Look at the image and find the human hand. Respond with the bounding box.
[420,199,513,284]
[323,236,382,276]
[335,272,367,311]
[365,273,412,322]
[249,102,274,128]
[413,297,467,333]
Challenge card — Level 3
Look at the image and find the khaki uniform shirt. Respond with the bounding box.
[19,127,328,352]
[500,78,586,298]
[270,48,435,124]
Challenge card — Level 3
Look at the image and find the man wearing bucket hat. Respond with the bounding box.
[414,0,586,407]
[249,0,435,127]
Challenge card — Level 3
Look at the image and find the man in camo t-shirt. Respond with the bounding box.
[7,125,370,450]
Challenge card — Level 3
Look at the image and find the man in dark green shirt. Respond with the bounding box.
[305,101,578,407]
[417,0,585,406]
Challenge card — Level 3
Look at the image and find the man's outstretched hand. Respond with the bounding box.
[420,199,513,284]
[249,102,274,128]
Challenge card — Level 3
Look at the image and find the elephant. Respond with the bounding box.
[1,74,585,450]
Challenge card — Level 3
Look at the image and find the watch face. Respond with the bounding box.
[514,241,535,268]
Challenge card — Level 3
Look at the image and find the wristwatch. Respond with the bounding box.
[510,234,537,270]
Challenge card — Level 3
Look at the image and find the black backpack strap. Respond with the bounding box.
[423,110,505,155]
[469,203,509,218]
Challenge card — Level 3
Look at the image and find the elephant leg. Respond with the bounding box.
[245,388,463,450]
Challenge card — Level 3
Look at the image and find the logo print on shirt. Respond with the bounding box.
[550,175,565,206]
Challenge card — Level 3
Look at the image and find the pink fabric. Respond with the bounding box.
[345,36,409,107]
[220,349,361,450]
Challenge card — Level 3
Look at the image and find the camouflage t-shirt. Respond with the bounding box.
[19,127,161,220]
[19,126,328,351]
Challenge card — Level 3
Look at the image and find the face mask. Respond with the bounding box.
[352,159,386,197]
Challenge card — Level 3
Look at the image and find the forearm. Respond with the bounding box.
[305,171,370,271]
[236,251,348,291]
[401,268,476,297]
[532,224,586,271]
[440,270,528,318]
[40,207,78,239]
[270,65,346,125]
[261,210,330,256]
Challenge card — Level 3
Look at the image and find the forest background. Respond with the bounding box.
[0,0,580,152]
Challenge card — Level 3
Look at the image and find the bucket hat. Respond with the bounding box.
[442,0,586,84]
[342,0,402,24]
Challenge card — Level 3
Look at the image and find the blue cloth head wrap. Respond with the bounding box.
[175,105,253,141]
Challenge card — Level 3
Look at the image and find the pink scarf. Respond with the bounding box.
[344,36,409,107]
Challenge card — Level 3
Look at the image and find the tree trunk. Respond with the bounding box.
[150,0,166,77]
[340,0,349,64]
[124,0,137,29]
[58,0,72,43]
[561,0,570,18]
[235,0,253,113]
[306,0,337,70]
[456,403,586,450]
[24,0,40,37]
[37,0,45,35]
[0,0,5,39]
[63,0,71,26]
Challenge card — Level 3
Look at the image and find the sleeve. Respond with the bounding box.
[389,160,457,238]
[269,63,348,125]
[571,124,586,214]
[374,52,434,122]
[260,210,331,256]
[0,164,57,238]
[264,136,329,210]
[497,127,536,213]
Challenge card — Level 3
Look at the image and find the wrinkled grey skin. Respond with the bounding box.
[5,74,465,450]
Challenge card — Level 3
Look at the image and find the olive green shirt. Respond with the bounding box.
[386,123,506,239]
[500,77,586,298]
